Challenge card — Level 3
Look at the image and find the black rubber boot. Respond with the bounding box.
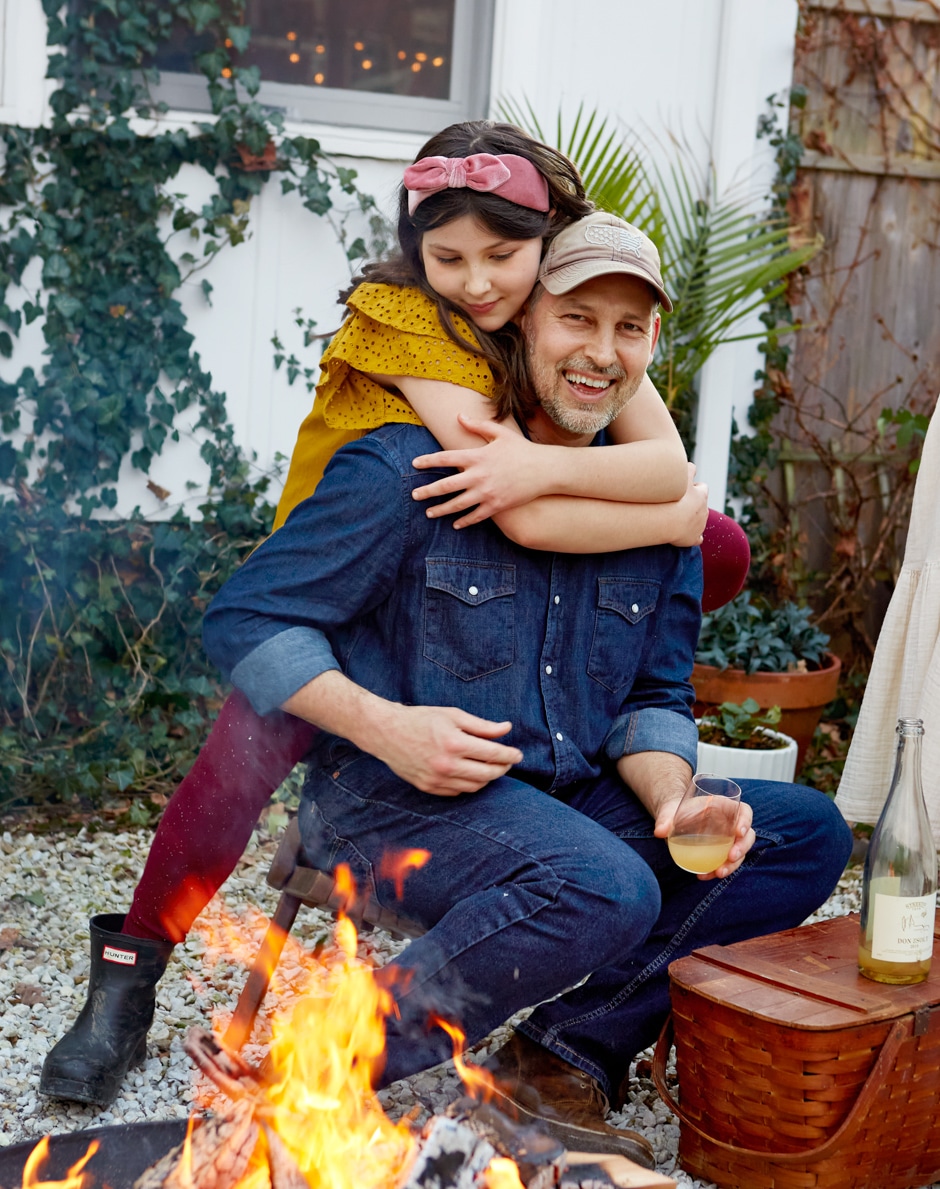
[40,913,174,1106]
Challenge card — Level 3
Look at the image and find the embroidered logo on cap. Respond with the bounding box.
[584,224,645,259]
[103,945,137,966]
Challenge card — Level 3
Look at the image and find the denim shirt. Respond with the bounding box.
[203,423,703,788]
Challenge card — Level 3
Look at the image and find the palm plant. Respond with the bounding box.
[500,99,819,436]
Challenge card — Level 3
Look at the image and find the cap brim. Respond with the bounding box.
[539,258,674,313]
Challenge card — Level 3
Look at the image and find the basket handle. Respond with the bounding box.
[651,1011,910,1165]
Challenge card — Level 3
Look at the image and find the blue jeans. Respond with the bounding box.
[299,744,852,1100]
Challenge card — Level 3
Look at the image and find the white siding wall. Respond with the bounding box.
[0,0,798,517]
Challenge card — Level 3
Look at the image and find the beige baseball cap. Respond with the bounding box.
[538,211,673,312]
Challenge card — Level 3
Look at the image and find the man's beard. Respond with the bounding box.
[528,351,640,436]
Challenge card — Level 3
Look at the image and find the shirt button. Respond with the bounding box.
[554,595,560,604]
[545,665,553,675]
[468,585,479,596]
[556,732,564,742]
[632,603,640,613]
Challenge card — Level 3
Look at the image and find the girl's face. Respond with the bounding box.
[420,214,543,332]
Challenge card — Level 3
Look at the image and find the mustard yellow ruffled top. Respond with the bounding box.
[274,283,496,529]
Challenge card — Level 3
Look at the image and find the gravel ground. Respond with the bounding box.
[0,816,871,1186]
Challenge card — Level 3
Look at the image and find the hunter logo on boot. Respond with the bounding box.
[103,945,138,966]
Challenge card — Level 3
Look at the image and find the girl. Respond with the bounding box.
[41,121,747,1107]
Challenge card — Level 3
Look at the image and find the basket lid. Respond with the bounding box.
[669,913,940,1028]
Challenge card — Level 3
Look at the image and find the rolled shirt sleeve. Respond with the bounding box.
[203,437,406,715]
[602,545,702,771]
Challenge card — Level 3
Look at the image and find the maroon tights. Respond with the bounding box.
[124,509,751,944]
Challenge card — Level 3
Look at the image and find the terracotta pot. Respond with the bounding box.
[691,652,842,773]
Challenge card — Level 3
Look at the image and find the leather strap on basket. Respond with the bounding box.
[651,1012,909,1165]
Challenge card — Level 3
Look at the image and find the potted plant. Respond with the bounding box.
[697,698,798,782]
[692,592,841,771]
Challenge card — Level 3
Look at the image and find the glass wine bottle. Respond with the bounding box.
[858,718,938,984]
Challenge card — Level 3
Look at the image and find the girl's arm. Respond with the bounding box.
[367,371,705,554]
[404,372,687,514]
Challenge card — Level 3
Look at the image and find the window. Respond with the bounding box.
[151,0,494,136]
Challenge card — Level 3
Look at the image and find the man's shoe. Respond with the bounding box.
[40,913,174,1106]
[481,1032,655,1169]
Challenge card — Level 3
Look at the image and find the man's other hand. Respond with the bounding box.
[378,706,523,796]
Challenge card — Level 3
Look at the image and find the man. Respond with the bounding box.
[203,213,851,1169]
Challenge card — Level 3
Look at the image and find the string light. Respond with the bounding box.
[361,59,372,70]
[224,38,233,48]
[315,44,325,53]
[286,31,297,41]
[221,67,232,77]
[415,52,428,62]
[353,40,364,51]
[397,50,407,60]
[432,56,444,66]
[289,52,300,63]
[411,61,421,72]
[314,72,325,84]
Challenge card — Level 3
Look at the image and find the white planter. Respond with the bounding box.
[696,728,799,783]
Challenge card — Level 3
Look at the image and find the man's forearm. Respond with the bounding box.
[282,671,523,797]
[616,750,692,821]
[282,668,402,753]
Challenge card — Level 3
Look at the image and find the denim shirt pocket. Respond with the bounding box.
[587,576,661,692]
[424,558,516,681]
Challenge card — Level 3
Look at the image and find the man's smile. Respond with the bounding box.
[563,370,615,400]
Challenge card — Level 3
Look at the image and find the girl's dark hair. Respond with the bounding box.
[341,121,593,402]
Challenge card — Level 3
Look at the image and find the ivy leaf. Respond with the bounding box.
[0,332,12,359]
[226,25,251,53]
[53,294,83,319]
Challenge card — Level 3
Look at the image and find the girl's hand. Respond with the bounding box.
[411,414,549,528]
[670,465,709,547]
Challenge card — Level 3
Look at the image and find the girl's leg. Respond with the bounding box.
[701,508,750,613]
[42,691,317,1107]
[124,689,318,942]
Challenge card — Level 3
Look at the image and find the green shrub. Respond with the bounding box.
[695,591,831,675]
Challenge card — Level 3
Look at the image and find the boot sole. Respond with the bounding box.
[487,1085,655,1169]
[39,1035,148,1107]
[38,1072,119,1107]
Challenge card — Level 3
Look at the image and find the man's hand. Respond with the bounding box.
[653,795,755,880]
[669,463,709,547]
[617,749,755,879]
[372,704,523,796]
[283,670,522,798]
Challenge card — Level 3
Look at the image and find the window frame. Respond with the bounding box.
[149,0,494,135]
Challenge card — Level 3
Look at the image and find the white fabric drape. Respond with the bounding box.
[836,399,940,842]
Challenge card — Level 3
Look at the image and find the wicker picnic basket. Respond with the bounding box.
[652,913,940,1189]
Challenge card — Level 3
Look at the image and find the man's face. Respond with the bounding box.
[522,274,662,443]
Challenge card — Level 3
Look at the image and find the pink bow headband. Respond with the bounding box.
[403,153,550,215]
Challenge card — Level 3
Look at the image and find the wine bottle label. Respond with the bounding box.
[871,891,936,962]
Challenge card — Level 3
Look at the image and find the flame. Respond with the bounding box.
[21,1136,99,1189]
[377,849,431,900]
[432,1015,501,1102]
[483,1157,526,1189]
[186,861,525,1189]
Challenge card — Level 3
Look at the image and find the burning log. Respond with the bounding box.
[132,1103,258,1189]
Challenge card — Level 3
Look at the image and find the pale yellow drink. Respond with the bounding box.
[858,938,932,985]
[667,833,734,874]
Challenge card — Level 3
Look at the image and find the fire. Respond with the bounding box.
[21,1136,99,1189]
[186,860,528,1189]
[432,1015,501,1103]
[482,1158,525,1189]
[377,850,431,900]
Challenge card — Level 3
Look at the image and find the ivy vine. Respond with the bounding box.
[0,1,377,808]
